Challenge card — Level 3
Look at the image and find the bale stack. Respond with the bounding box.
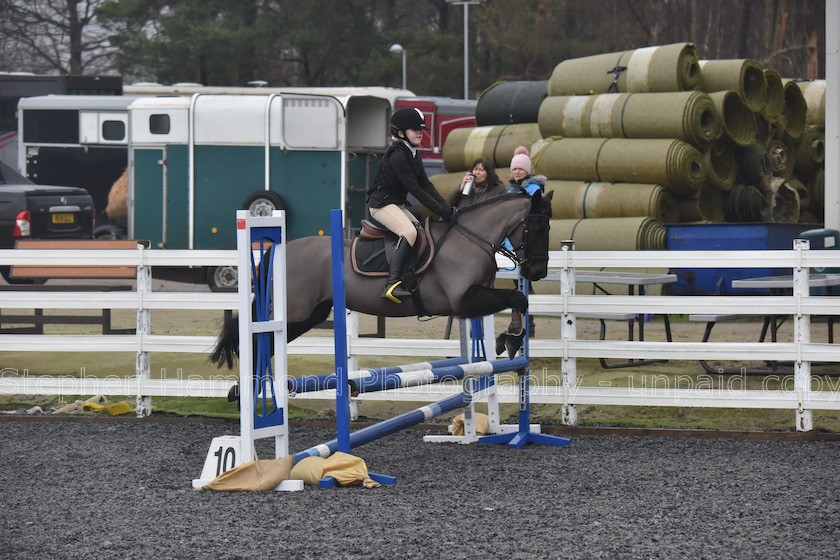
[440,42,825,251]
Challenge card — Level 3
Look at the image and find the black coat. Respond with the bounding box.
[366,142,451,218]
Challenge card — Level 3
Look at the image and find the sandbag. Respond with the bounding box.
[449,412,490,436]
[698,59,767,112]
[442,124,541,172]
[707,91,756,147]
[548,42,701,95]
[200,457,294,492]
[544,180,678,222]
[548,217,667,250]
[289,452,380,488]
[538,91,721,147]
[476,80,548,126]
[531,137,705,196]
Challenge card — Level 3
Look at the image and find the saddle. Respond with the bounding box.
[350,219,434,277]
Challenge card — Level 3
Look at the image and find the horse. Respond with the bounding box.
[210,190,554,381]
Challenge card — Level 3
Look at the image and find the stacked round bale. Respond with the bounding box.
[435,43,825,253]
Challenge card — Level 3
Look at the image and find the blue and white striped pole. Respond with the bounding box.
[293,357,526,463]
[288,357,468,394]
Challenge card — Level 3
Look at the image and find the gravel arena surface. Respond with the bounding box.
[1,418,839,559]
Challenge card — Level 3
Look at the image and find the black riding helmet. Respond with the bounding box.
[390,107,426,137]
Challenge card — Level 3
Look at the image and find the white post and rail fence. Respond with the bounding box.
[1,243,839,431]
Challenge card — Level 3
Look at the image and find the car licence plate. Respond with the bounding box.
[51,213,75,224]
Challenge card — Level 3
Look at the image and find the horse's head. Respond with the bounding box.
[519,190,553,281]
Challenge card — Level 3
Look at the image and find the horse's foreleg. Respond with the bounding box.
[455,284,527,318]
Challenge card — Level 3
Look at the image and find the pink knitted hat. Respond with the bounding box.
[510,146,532,174]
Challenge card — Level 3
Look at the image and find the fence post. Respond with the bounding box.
[135,243,152,417]
[793,238,813,431]
[560,240,577,426]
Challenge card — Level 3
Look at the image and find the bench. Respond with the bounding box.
[0,239,146,334]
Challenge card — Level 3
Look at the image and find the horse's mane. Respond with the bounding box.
[453,191,531,216]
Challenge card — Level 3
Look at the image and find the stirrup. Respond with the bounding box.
[383,280,410,303]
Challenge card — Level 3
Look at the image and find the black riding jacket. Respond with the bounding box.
[366,141,452,219]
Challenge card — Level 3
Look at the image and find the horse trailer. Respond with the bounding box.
[127,91,394,287]
[16,95,134,239]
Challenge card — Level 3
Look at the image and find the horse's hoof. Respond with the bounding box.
[505,332,525,359]
[227,383,240,403]
[495,332,508,356]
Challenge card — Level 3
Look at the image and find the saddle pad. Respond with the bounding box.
[351,221,435,278]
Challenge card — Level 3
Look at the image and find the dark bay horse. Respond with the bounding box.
[210,190,554,370]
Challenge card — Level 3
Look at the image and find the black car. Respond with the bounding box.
[0,160,94,283]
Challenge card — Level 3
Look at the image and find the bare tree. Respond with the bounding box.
[0,0,117,74]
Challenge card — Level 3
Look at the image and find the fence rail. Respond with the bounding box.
[1,243,839,430]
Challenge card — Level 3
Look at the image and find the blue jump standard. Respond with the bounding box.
[479,300,571,449]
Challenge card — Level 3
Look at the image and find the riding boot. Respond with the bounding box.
[382,236,413,303]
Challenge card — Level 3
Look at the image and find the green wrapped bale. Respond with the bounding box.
[708,91,756,147]
[794,126,825,179]
[475,80,548,126]
[724,184,771,222]
[781,80,807,139]
[735,143,772,187]
[767,177,800,223]
[538,91,721,147]
[765,130,795,180]
[698,59,767,112]
[760,69,785,121]
[531,137,705,196]
[544,180,678,222]
[442,123,541,172]
[787,177,810,211]
[792,79,825,126]
[702,141,737,191]
[547,42,701,95]
[549,217,667,250]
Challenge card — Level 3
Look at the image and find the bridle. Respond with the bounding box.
[438,202,549,273]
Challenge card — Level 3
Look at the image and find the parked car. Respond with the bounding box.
[0,160,95,283]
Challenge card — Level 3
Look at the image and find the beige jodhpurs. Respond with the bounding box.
[369,204,419,246]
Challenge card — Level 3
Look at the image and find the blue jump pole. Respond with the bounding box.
[293,357,526,463]
[288,357,468,394]
[293,374,499,464]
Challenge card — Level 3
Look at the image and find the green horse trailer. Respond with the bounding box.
[128,92,393,287]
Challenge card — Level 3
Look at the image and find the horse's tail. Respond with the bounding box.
[210,311,240,369]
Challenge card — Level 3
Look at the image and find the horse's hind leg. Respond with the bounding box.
[455,284,527,318]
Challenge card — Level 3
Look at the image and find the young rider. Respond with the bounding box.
[366,107,454,303]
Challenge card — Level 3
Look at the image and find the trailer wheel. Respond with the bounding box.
[206,265,238,290]
[243,191,286,217]
[94,225,126,240]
